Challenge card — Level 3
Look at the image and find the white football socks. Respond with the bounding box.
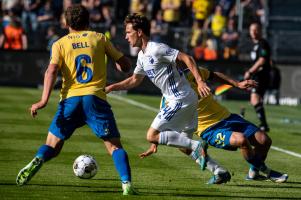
[206,156,228,175]
[159,130,199,151]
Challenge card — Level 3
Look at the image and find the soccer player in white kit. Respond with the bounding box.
[106,13,211,162]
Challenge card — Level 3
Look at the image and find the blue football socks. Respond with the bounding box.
[35,144,56,162]
[112,148,131,182]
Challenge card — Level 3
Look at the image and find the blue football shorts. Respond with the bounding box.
[200,114,259,150]
[49,95,120,140]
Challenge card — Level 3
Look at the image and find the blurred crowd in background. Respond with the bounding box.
[0,0,266,61]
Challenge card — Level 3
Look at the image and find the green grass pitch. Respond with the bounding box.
[0,86,301,199]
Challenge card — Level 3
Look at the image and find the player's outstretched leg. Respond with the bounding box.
[16,144,56,186]
[16,157,44,186]
[158,130,207,163]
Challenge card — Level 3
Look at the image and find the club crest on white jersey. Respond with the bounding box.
[133,41,195,101]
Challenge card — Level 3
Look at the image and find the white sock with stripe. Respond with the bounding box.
[159,130,199,151]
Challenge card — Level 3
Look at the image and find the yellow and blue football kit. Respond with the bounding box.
[50,30,122,101]
[185,67,258,150]
[16,5,134,189]
[49,31,123,140]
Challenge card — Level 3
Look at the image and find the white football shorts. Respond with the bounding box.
[151,93,198,133]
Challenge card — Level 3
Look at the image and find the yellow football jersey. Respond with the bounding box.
[211,14,226,37]
[192,0,213,20]
[50,30,123,101]
[161,0,181,22]
[184,67,230,135]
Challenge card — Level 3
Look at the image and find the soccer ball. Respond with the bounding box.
[73,155,98,179]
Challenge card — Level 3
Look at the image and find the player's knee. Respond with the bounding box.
[256,131,272,147]
[146,134,156,143]
[103,138,122,155]
[108,146,120,155]
[263,134,272,147]
[251,95,261,106]
[251,101,259,107]
[146,130,159,143]
[234,134,249,147]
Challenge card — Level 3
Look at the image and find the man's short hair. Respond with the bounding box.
[65,5,89,31]
[250,21,262,29]
[124,13,151,37]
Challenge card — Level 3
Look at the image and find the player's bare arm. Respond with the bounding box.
[244,57,266,79]
[22,34,28,50]
[115,55,131,73]
[30,63,59,117]
[176,52,211,98]
[139,143,158,158]
[0,34,4,48]
[105,73,145,93]
[213,71,258,91]
[237,80,258,90]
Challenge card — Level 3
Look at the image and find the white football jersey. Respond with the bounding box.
[134,41,195,101]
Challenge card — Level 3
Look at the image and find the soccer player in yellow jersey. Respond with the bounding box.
[16,5,137,195]
[143,67,288,183]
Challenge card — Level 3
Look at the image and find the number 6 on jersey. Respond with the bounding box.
[75,54,93,83]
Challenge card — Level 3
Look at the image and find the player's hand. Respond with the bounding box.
[244,71,251,80]
[237,79,258,90]
[197,81,211,98]
[105,85,113,94]
[30,101,47,118]
[139,143,157,158]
